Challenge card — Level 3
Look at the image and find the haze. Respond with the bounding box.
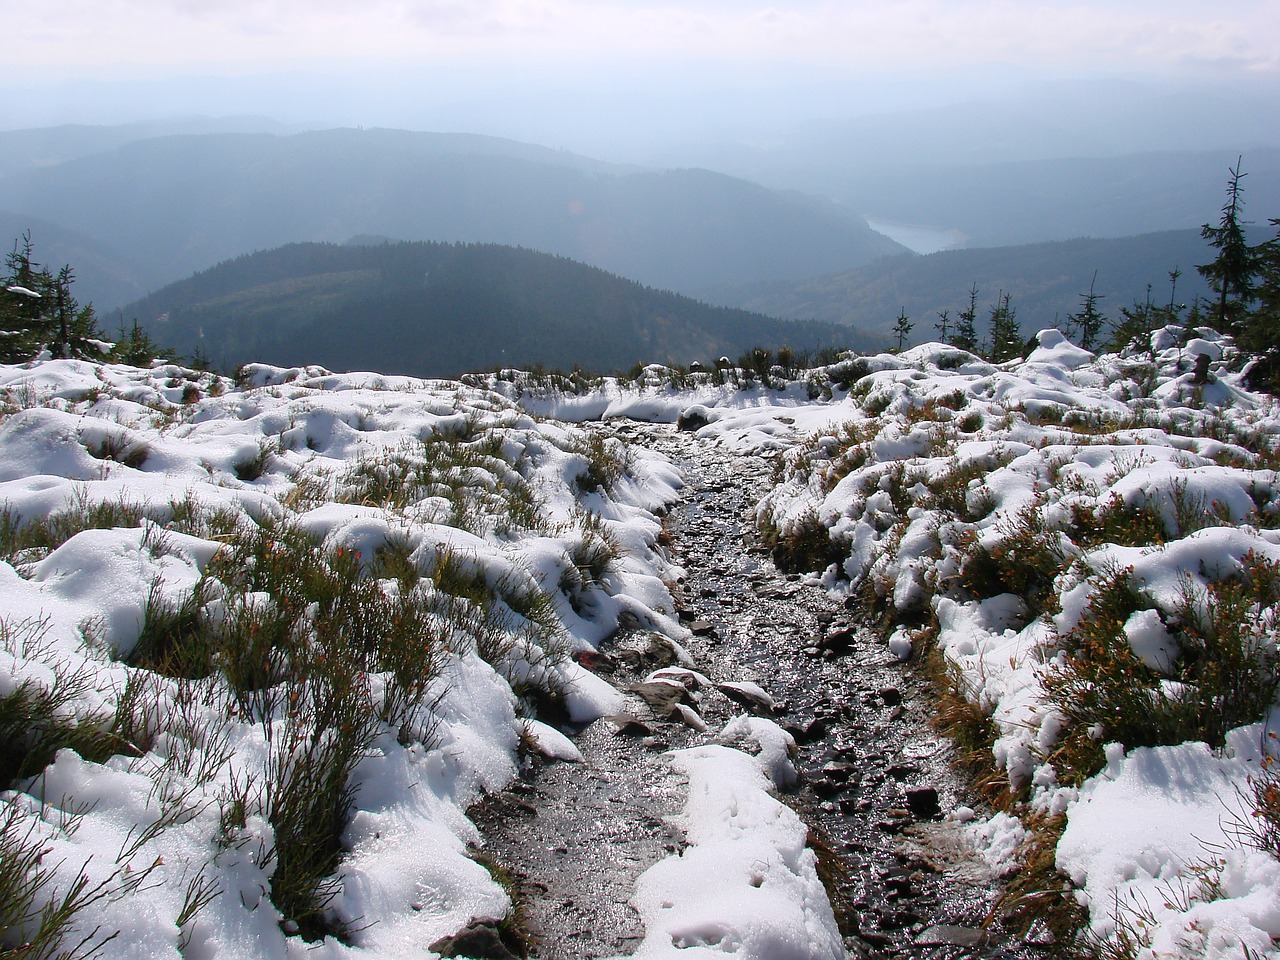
[4,0,1278,165]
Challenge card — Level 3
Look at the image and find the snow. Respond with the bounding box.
[5,327,1280,959]
[624,719,843,960]
[0,360,688,959]
[731,328,1280,959]
[1057,735,1280,958]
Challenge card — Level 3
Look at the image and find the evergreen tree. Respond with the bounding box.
[988,292,1022,362]
[1250,220,1280,330]
[1108,270,1188,356]
[1108,284,1157,354]
[1066,271,1106,351]
[952,284,980,354]
[0,234,105,363]
[1198,157,1259,334]
[1240,218,1280,388]
[114,319,173,366]
[892,307,913,352]
[934,309,951,345]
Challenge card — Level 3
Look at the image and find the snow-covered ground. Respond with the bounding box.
[4,327,1280,960]
[503,329,1280,958]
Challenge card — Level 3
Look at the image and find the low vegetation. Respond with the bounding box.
[758,324,1280,953]
[0,359,670,954]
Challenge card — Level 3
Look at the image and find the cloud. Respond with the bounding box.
[3,0,1277,75]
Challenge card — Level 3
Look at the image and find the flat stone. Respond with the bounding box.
[914,924,987,948]
[429,918,521,960]
[605,714,654,737]
[822,761,858,782]
[627,681,695,715]
[688,619,716,636]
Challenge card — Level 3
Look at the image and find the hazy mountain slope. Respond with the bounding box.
[0,210,151,310]
[0,117,312,178]
[710,229,1217,338]
[657,80,1280,248]
[844,150,1280,248]
[127,241,882,375]
[0,127,904,309]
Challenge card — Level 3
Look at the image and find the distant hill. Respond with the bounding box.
[0,117,313,178]
[125,241,884,376]
[0,210,151,310]
[708,229,1220,340]
[0,126,904,310]
[656,80,1280,249]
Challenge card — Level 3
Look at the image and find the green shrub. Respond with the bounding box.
[957,502,1072,610]
[1045,554,1280,784]
[760,508,846,575]
[0,619,132,791]
[0,805,123,960]
[572,433,629,495]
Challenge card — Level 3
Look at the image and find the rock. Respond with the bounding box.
[429,918,521,959]
[1192,351,1214,385]
[614,632,686,670]
[823,626,857,654]
[914,924,987,948]
[573,650,616,674]
[672,703,708,732]
[906,786,941,820]
[784,715,830,743]
[677,407,710,431]
[715,680,778,714]
[688,619,716,637]
[627,680,695,715]
[884,908,922,929]
[647,666,709,691]
[605,714,654,737]
[822,761,857,782]
[811,777,843,799]
[876,815,912,834]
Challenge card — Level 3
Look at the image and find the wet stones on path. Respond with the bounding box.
[472,423,1047,960]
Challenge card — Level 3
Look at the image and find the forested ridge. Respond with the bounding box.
[122,240,876,376]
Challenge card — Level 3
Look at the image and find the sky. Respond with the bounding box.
[2,1,1278,171]
[7,1,1279,76]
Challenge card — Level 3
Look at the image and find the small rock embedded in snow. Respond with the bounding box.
[676,405,712,431]
[673,703,708,732]
[715,679,777,714]
[520,718,583,762]
[429,917,522,960]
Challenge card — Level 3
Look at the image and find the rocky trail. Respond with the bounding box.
[473,423,1050,960]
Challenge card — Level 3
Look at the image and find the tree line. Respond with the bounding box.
[888,157,1280,384]
[3,159,1278,384]
[0,233,171,366]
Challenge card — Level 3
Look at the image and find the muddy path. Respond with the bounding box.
[473,422,1049,960]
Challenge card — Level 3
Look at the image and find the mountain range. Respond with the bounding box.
[124,240,878,376]
[0,126,902,309]
[709,229,1220,339]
